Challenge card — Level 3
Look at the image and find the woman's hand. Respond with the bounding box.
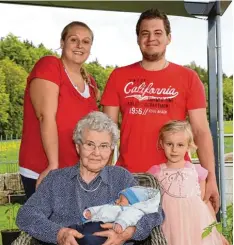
[57,227,84,245]
[36,165,58,189]
[94,223,135,245]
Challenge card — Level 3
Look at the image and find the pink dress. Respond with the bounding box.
[148,162,222,245]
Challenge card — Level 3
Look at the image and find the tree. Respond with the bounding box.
[85,61,114,92]
[0,34,58,73]
[0,58,27,136]
[0,68,10,135]
[185,61,233,121]
[223,78,233,121]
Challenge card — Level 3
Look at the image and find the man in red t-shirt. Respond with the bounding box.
[101,9,219,213]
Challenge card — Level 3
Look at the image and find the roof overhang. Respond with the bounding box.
[0,1,231,18]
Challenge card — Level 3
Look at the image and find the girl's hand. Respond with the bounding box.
[57,227,83,245]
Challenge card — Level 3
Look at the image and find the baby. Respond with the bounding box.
[83,186,162,233]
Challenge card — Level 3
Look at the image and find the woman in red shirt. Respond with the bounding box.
[19,21,99,198]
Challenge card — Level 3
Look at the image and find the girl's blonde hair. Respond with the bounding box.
[159,120,197,152]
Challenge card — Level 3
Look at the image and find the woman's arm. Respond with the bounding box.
[16,172,63,244]
[30,78,59,187]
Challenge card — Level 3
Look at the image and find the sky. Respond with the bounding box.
[0,2,233,76]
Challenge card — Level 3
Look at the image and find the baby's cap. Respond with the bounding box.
[119,186,149,205]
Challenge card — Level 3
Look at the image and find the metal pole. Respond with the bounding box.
[207,6,220,221]
[215,0,227,227]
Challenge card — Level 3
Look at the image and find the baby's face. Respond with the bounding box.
[115,194,129,206]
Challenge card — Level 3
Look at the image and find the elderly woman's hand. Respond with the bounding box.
[94,223,136,245]
[57,227,84,245]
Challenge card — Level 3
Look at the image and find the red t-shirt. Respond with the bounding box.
[19,56,98,174]
[101,62,206,172]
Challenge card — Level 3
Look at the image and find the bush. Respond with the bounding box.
[202,203,233,244]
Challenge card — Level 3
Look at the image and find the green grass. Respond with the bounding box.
[0,163,19,174]
[225,137,233,154]
[224,121,233,134]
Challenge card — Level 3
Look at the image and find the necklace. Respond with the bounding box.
[64,68,91,98]
[64,68,85,90]
[77,176,103,192]
[140,60,168,71]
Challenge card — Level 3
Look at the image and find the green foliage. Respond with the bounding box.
[0,58,27,136]
[202,221,222,239]
[222,203,233,244]
[223,78,233,121]
[3,203,21,231]
[0,34,58,136]
[85,59,114,109]
[202,204,233,245]
[185,62,233,121]
[0,34,58,73]
[85,59,114,92]
[0,68,10,129]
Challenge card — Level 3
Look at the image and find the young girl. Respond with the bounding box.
[148,120,228,245]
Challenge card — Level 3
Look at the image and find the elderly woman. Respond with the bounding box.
[16,111,164,245]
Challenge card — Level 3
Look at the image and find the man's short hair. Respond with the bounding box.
[136,9,171,36]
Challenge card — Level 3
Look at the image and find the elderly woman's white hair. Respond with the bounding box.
[73,111,119,148]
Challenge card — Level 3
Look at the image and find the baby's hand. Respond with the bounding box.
[84,210,92,220]
[113,223,123,234]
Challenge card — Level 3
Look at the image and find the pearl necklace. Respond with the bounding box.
[64,68,85,90]
[77,176,103,193]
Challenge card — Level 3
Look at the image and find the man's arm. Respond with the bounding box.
[188,108,219,212]
[103,106,119,124]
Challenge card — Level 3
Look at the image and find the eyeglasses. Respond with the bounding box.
[81,141,112,153]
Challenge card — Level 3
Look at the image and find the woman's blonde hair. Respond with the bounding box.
[61,21,94,42]
[159,120,197,152]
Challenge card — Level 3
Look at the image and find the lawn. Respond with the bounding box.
[225,137,233,154]
[224,121,233,134]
